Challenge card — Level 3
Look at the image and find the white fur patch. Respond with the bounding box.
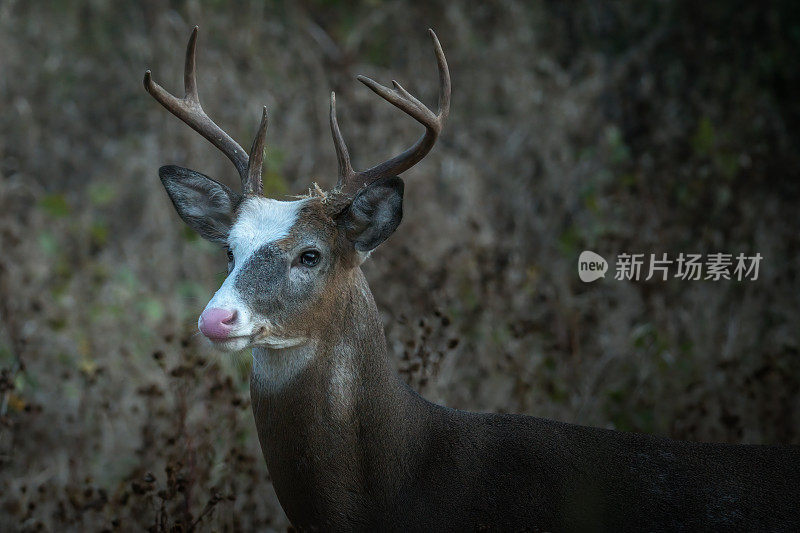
[252,345,315,393]
[228,197,306,261]
[326,351,357,417]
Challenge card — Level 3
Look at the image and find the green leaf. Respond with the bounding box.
[38,193,70,218]
[691,116,715,156]
[38,231,59,256]
[90,220,109,247]
[88,183,117,206]
[140,298,165,322]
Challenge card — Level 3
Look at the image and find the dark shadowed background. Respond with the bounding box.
[1,0,799,530]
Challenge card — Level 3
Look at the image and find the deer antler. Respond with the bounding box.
[144,26,267,195]
[329,29,450,199]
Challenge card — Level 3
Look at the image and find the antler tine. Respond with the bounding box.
[330,92,356,188]
[245,106,268,195]
[330,29,450,198]
[144,26,260,192]
[430,28,452,121]
[183,26,199,101]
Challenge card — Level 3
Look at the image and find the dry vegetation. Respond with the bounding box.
[1,0,799,530]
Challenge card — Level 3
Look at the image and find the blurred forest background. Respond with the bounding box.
[1,0,799,530]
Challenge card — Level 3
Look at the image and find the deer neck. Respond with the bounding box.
[248,267,421,524]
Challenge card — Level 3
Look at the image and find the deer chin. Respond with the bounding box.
[207,335,253,353]
[207,329,306,353]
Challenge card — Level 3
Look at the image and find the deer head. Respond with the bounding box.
[145,27,449,352]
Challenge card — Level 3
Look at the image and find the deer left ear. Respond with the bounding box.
[338,176,404,252]
[159,165,242,244]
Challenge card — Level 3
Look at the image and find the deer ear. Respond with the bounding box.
[159,165,242,244]
[339,176,404,252]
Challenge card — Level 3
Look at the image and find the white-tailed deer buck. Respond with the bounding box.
[145,27,799,531]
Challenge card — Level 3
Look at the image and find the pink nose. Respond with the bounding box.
[198,308,238,340]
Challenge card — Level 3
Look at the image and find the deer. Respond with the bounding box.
[143,27,800,531]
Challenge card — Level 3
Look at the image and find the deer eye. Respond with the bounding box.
[299,250,321,267]
[226,248,234,263]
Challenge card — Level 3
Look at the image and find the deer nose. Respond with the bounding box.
[198,308,238,340]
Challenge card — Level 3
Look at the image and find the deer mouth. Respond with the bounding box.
[202,333,250,351]
[251,327,309,350]
[204,323,306,352]
[205,327,266,345]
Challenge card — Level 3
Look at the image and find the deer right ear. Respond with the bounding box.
[159,165,242,244]
[338,176,404,252]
